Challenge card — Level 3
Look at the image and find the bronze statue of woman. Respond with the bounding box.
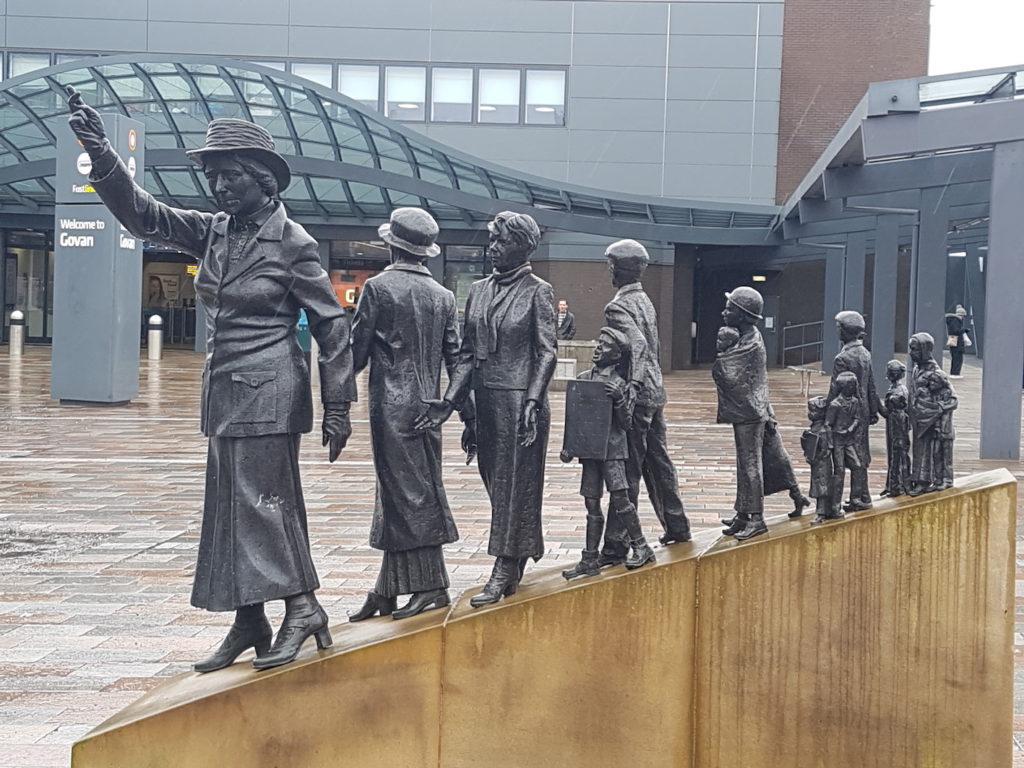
[416,211,557,606]
[67,87,355,672]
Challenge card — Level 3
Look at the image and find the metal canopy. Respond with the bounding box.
[0,54,780,245]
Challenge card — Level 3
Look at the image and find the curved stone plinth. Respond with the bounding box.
[71,469,1015,768]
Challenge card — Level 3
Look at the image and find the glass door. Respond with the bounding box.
[4,232,54,342]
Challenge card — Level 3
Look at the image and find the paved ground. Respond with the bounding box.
[0,346,1020,767]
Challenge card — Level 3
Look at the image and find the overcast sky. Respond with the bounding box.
[929,0,1024,74]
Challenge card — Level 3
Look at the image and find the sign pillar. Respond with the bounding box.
[51,114,145,404]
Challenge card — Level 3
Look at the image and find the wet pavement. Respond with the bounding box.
[0,346,1020,767]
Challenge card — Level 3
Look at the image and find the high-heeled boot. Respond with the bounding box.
[194,604,272,674]
[392,588,450,620]
[252,592,332,670]
[348,591,397,622]
[788,486,811,518]
[470,557,518,607]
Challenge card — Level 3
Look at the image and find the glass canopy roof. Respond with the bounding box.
[0,54,779,240]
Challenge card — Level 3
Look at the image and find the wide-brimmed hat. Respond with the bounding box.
[186,119,291,191]
[378,207,441,258]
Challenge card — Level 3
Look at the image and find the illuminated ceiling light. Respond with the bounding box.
[396,102,419,109]
[534,106,555,112]
[751,275,767,282]
[479,105,497,111]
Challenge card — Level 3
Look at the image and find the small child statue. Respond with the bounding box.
[801,396,835,523]
[880,360,911,497]
[560,327,655,580]
[717,325,740,355]
[926,369,957,491]
[822,370,863,522]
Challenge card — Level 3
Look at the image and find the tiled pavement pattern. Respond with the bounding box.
[0,347,1020,767]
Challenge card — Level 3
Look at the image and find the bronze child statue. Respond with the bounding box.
[560,327,655,580]
[801,396,835,524]
[923,369,958,491]
[823,371,862,522]
[880,360,911,497]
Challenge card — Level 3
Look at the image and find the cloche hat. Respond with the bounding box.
[186,119,291,191]
[378,207,441,258]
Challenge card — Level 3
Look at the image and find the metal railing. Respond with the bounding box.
[782,321,824,367]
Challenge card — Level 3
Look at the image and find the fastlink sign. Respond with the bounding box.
[55,114,145,205]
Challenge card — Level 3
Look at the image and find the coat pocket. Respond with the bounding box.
[229,371,278,424]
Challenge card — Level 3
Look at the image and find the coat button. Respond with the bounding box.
[251,378,259,386]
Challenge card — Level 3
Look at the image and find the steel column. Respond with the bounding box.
[843,231,866,312]
[912,187,950,365]
[964,243,985,360]
[870,215,900,385]
[821,251,844,372]
[980,140,1024,459]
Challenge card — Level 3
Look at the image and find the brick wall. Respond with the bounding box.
[775,0,930,202]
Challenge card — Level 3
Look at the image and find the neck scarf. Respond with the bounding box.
[475,262,533,359]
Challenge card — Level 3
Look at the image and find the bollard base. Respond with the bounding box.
[59,399,131,407]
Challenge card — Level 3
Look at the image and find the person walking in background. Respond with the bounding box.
[944,304,971,378]
[556,299,576,340]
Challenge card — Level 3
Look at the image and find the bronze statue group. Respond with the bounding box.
[66,93,958,676]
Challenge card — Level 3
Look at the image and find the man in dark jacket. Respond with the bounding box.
[556,299,577,340]
[599,239,690,563]
[348,207,468,622]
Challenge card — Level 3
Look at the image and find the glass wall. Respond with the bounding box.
[3,230,52,341]
[443,245,486,317]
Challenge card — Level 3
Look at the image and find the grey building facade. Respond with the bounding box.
[0,0,930,370]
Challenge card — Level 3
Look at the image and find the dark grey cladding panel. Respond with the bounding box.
[6,16,146,51]
[570,66,667,100]
[572,2,670,34]
[288,26,431,61]
[7,0,143,18]
[572,32,668,67]
[148,0,289,24]
[148,21,290,57]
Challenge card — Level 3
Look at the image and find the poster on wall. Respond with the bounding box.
[147,274,180,307]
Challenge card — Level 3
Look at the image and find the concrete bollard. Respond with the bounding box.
[8,310,24,355]
[147,314,164,361]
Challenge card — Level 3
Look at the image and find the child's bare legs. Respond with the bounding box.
[562,497,604,580]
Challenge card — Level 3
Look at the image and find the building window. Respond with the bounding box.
[385,66,426,121]
[9,53,50,79]
[443,246,486,314]
[291,62,333,90]
[526,70,565,125]
[339,65,380,112]
[431,68,473,123]
[478,69,520,124]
